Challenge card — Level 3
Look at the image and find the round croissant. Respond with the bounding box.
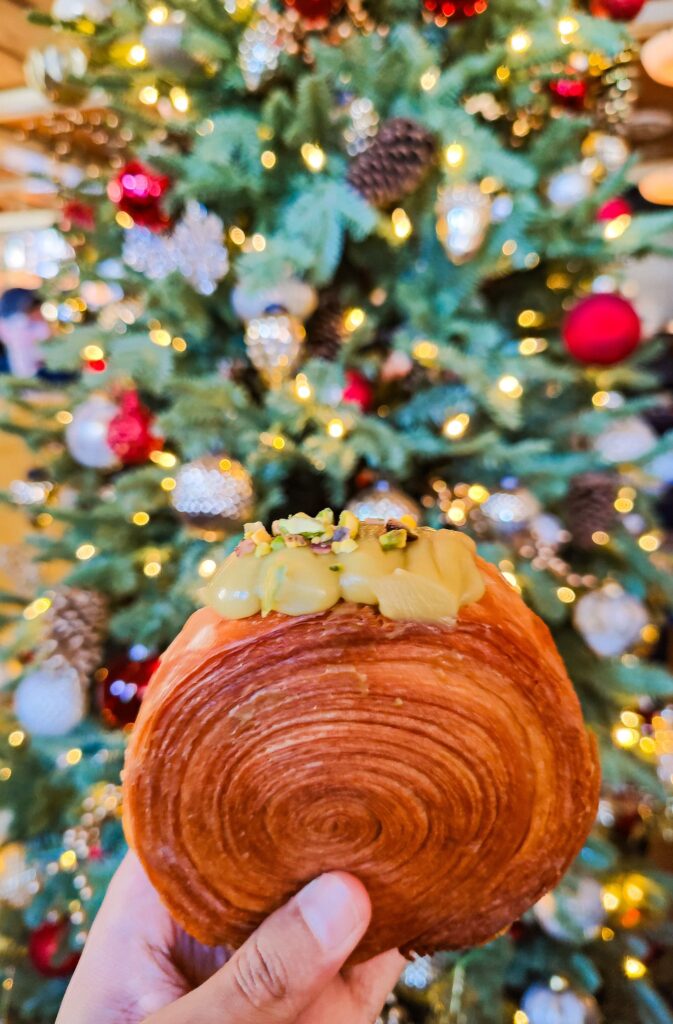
[123,556,599,962]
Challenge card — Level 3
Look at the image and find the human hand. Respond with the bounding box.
[56,852,404,1023]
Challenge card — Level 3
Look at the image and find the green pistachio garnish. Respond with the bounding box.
[379,528,408,551]
[254,542,272,558]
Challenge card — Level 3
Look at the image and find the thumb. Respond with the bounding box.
[145,872,371,1024]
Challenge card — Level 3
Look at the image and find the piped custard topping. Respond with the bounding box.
[204,511,485,623]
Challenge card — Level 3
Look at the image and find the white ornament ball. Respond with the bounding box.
[521,984,600,1024]
[347,481,421,523]
[14,662,85,737]
[594,416,657,465]
[52,0,116,22]
[533,878,606,942]
[482,488,541,534]
[573,585,649,658]
[171,455,254,531]
[232,278,318,321]
[530,513,569,550]
[66,395,119,469]
[547,167,593,209]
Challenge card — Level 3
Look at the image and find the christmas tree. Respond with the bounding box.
[1,0,673,1018]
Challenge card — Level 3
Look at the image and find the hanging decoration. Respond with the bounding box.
[436,183,492,264]
[481,487,540,535]
[347,480,421,522]
[566,472,618,549]
[106,390,163,466]
[520,983,600,1024]
[596,196,632,221]
[573,584,649,658]
[40,586,108,684]
[29,920,80,978]
[238,13,286,91]
[546,166,593,209]
[422,0,488,21]
[341,95,380,156]
[122,202,229,295]
[283,0,343,25]
[108,160,171,231]
[232,278,317,321]
[98,650,161,729]
[562,293,641,365]
[342,370,374,411]
[591,0,646,20]
[65,395,120,470]
[533,877,606,942]
[170,455,254,531]
[582,131,630,172]
[244,308,306,387]
[347,118,436,208]
[549,75,588,108]
[594,415,658,464]
[14,662,86,737]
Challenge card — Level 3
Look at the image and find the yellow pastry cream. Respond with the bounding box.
[204,510,485,624]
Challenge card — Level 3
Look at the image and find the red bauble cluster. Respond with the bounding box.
[423,0,488,18]
[590,0,646,19]
[107,390,163,466]
[283,0,343,25]
[29,921,80,978]
[62,200,95,232]
[107,160,170,231]
[549,76,588,108]
[99,652,161,729]
[342,369,374,412]
[563,293,641,365]
[596,196,632,221]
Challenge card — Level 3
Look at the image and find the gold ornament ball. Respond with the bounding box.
[170,455,254,533]
[24,44,89,105]
[244,311,306,388]
[436,184,492,265]
[0,843,39,909]
[347,482,421,523]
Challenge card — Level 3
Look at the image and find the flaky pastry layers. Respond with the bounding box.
[123,558,599,962]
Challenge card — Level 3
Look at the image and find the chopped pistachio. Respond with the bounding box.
[329,563,343,572]
[338,510,360,538]
[379,528,408,551]
[254,542,271,558]
[270,535,285,551]
[276,513,325,538]
[316,508,334,527]
[332,537,358,554]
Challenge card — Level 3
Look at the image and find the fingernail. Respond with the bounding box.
[296,874,365,952]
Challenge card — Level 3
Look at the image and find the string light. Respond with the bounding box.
[603,214,631,240]
[115,211,134,229]
[294,373,312,400]
[519,337,547,355]
[198,559,217,578]
[592,531,609,545]
[261,150,277,169]
[420,66,440,91]
[443,412,470,439]
[391,208,412,240]
[496,65,510,82]
[150,450,177,467]
[592,390,610,408]
[444,143,465,169]
[172,336,187,352]
[468,484,489,503]
[23,597,51,620]
[127,44,147,65]
[170,87,190,113]
[498,374,523,398]
[229,227,245,245]
[80,344,104,361]
[75,544,96,561]
[8,731,24,748]
[148,4,168,22]
[556,586,576,603]
[56,410,73,425]
[65,748,83,765]
[344,307,366,332]
[60,850,77,871]
[251,233,266,251]
[612,724,639,748]
[139,85,159,105]
[508,30,532,54]
[143,561,162,577]
[615,496,634,513]
[517,309,541,328]
[132,512,150,526]
[160,476,176,491]
[502,239,517,256]
[413,339,439,364]
[623,956,647,980]
[557,15,579,38]
[150,328,171,347]
[300,143,326,172]
[639,533,661,552]
[327,418,345,438]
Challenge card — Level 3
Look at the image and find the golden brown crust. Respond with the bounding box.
[123,557,600,962]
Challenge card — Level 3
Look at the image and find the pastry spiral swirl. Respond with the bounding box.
[123,558,599,961]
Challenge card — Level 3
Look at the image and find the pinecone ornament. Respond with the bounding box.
[566,472,618,550]
[305,291,344,360]
[347,118,435,208]
[40,586,107,683]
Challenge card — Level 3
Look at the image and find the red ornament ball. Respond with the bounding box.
[29,920,80,978]
[61,200,95,232]
[596,196,632,221]
[590,0,646,18]
[283,0,343,25]
[342,369,374,412]
[423,0,488,18]
[549,76,588,108]
[563,294,641,365]
[107,160,170,231]
[106,390,162,466]
[99,652,160,729]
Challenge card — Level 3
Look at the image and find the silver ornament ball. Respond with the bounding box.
[533,878,606,943]
[238,16,283,91]
[546,166,593,209]
[245,311,306,387]
[521,983,600,1024]
[482,488,540,534]
[171,455,254,532]
[436,184,492,264]
[347,482,421,523]
[573,584,649,659]
[66,395,119,470]
[593,416,657,464]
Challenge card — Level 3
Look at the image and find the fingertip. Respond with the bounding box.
[295,871,371,955]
